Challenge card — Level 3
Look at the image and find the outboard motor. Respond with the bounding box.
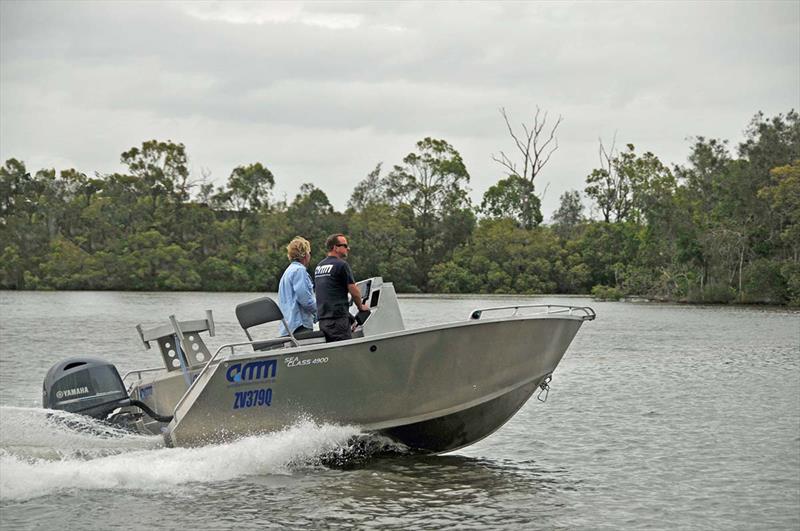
[43,357,129,419]
[43,357,173,423]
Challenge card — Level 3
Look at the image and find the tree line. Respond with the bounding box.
[0,110,797,305]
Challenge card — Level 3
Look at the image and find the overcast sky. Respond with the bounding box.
[1,1,798,219]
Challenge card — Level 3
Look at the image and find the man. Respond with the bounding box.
[314,233,369,342]
[277,236,317,337]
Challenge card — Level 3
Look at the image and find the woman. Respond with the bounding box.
[277,236,317,336]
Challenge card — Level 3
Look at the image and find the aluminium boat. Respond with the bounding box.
[42,277,595,453]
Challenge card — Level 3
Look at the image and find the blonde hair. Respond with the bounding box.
[286,236,311,261]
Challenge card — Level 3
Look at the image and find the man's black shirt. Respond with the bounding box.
[314,256,355,319]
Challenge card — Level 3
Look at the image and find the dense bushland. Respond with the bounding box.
[1,112,797,305]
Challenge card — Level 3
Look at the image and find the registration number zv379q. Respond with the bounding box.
[233,387,273,409]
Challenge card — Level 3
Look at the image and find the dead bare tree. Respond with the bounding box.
[492,106,563,192]
[488,107,562,228]
[598,134,617,180]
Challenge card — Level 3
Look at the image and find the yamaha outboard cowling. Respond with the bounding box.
[43,357,129,419]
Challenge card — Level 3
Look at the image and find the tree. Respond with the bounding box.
[739,110,800,178]
[759,160,800,261]
[480,174,542,228]
[224,162,275,212]
[0,158,29,219]
[384,137,474,289]
[585,142,673,224]
[736,110,800,261]
[0,160,55,287]
[347,203,417,291]
[758,160,800,304]
[584,138,632,223]
[286,183,341,256]
[347,163,387,212]
[671,137,734,294]
[677,137,731,215]
[214,162,275,240]
[551,190,584,239]
[429,219,562,294]
[491,107,562,226]
[120,140,188,209]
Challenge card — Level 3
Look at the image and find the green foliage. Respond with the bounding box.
[551,190,584,239]
[480,174,542,228]
[591,285,624,301]
[759,160,800,262]
[0,112,796,306]
[742,258,787,304]
[346,203,418,292]
[688,283,737,304]
[428,219,562,294]
[374,137,476,290]
[584,144,674,224]
[780,261,800,307]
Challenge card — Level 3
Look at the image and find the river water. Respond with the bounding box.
[0,291,798,530]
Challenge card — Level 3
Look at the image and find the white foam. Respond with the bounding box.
[0,407,362,501]
[0,407,162,454]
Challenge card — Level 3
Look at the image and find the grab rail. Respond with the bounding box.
[468,304,596,321]
[122,366,165,382]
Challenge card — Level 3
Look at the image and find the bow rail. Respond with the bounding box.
[469,304,596,321]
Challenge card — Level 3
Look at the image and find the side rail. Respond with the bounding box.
[122,367,164,383]
[170,339,282,420]
[121,367,165,394]
[469,304,596,321]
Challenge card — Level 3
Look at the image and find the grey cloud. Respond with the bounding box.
[1,0,798,216]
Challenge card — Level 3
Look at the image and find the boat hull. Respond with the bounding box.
[379,379,541,453]
[165,315,584,452]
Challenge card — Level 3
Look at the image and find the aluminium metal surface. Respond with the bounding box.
[164,312,586,448]
[121,278,595,450]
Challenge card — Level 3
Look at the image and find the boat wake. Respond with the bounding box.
[0,406,405,501]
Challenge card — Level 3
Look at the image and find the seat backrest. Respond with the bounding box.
[235,297,285,341]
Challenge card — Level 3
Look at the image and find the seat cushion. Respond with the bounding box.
[252,338,294,351]
[293,329,326,341]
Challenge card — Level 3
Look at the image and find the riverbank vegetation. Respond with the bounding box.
[1,110,797,305]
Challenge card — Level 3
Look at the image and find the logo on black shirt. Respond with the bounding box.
[315,264,333,276]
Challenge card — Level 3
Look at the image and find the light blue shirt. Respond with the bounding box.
[278,260,317,336]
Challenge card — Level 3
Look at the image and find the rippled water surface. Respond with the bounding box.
[1,291,798,530]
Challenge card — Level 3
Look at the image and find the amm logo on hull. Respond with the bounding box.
[226,359,278,383]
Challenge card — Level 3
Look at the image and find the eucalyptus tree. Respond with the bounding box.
[585,142,675,223]
[759,161,800,262]
[480,174,542,229]
[584,138,631,223]
[0,161,78,288]
[758,161,800,304]
[120,139,188,213]
[735,110,800,257]
[347,163,386,212]
[225,163,275,211]
[383,137,475,289]
[0,158,29,220]
[0,159,34,287]
[429,218,564,295]
[214,162,275,241]
[737,110,800,302]
[346,164,417,290]
[551,190,584,239]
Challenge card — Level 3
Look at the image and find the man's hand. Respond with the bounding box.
[347,283,369,313]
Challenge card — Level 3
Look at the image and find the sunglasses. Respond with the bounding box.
[335,243,349,249]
